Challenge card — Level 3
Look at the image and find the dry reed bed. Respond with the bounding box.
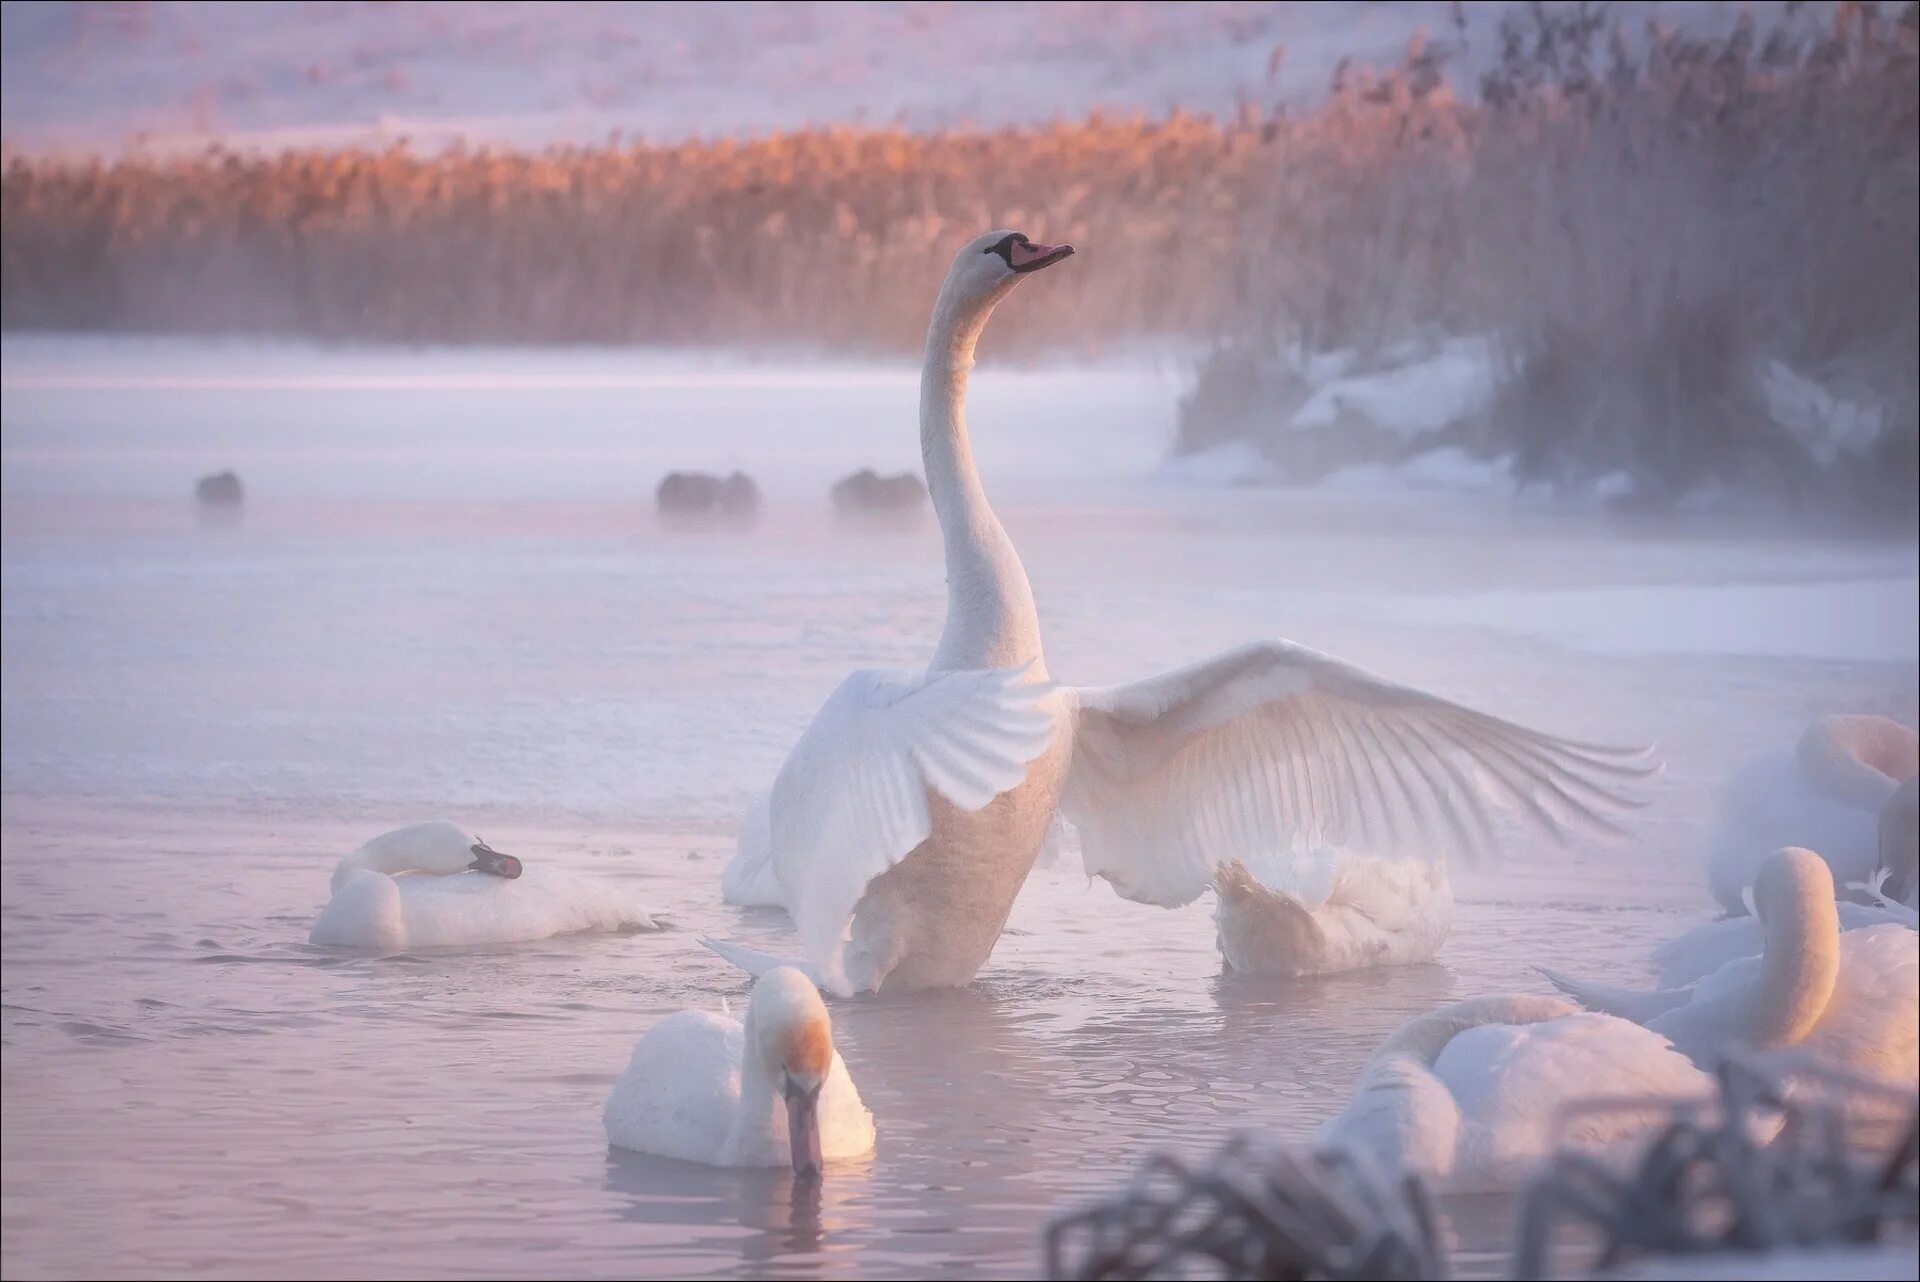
[2,4,1914,509]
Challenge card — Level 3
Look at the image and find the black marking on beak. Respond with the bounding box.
[785,1077,825,1180]
[986,232,1075,274]
[469,839,523,880]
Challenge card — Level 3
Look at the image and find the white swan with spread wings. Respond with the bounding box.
[715,230,1653,995]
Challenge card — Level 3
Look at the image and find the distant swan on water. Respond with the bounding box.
[713,229,1653,996]
[603,967,874,1175]
[1544,848,1917,1085]
[309,820,659,951]
[1705,715,1917,913]
[1318,994,1712,1185]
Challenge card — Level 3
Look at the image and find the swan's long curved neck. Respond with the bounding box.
[1798,716,1915,810]
[726,1008,782,1158]
[1749,890,1841,1048]
[332,843,443,892]
[920,282,1044,675]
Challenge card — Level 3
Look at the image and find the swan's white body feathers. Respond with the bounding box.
[602,1010,873,1166]
[767,664,1061,994]
[1652,900,1917,988]
[1213,853,1452,976]
[603,971,875,1169]
[1705,716,1917,912]
[1554,924,1918,1082]
[1547,851,1917,1085]
[1320,996,1710,1185]
[309,821,658,951]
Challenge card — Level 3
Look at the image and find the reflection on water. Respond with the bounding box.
[3,344,1915,1277]
[5,803,1730,1280]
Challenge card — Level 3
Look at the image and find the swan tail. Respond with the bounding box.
[1536,966,1690,1025]
[700,936,821,985]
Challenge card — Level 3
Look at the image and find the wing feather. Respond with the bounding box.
[770,663,1057,992]
[1063,641,1655,908]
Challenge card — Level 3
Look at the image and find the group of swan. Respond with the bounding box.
[299,230,1915,1189]
[1322,846,1918,1184]
[305,825,869,1172]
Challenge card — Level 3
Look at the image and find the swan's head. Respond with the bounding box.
[466,838,523,880]
[941,229,1074,305]
[1751,846,1834,928]
[1879,775,1919,905]
[747,967,836,1179]
[331,823,523,893]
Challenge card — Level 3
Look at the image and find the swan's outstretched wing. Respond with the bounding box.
[771,664,1056,992]
[1062,641,1655,907]
[720,793,785,908]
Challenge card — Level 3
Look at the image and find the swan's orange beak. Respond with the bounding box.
[1008,239,1074,273]
[469,842,523,879]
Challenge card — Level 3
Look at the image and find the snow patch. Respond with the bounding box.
[1757,359,1886,467]
[1321,447,1513,496]
[1157,441,1278,487]
[1291,337,1499,441]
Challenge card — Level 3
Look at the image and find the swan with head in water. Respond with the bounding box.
[603,967,874,1175]
[309,820,659,951]
[1543,847,1917,1084]
[714,230,1653,995]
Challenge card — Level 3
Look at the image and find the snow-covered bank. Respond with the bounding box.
[1172,335,1912,515]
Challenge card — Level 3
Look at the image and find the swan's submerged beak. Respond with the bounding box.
[1008,239,1074,273]
[785,1078,825,1179]
[468,841,523,879]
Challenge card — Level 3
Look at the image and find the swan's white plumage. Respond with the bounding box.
[720,794,783,907]
[1706,716,1917,912]
[1652,900,1918,987]
[1638,925,1916,1080]
[603,968,875,1169]
[1546,851,1918,1084]
[1319,995,1710,1184]
[1063,642,1653,910]
[308,821,658,950]
[768,664,1056,992]
[1213,852,1452,976]
[719,229,1652,993]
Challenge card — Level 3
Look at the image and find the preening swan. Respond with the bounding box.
[1705,715,1917,913]
[603,967,874,1175]
[1317,995,1711,1185]
[716,229,1652,996]
[1213,853,1451,977]
[1544,848,1918,1084]
[309,820,659,950]
[1654,784,1919,986]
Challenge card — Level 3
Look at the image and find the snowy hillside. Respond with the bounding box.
[3,0,1786,154]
